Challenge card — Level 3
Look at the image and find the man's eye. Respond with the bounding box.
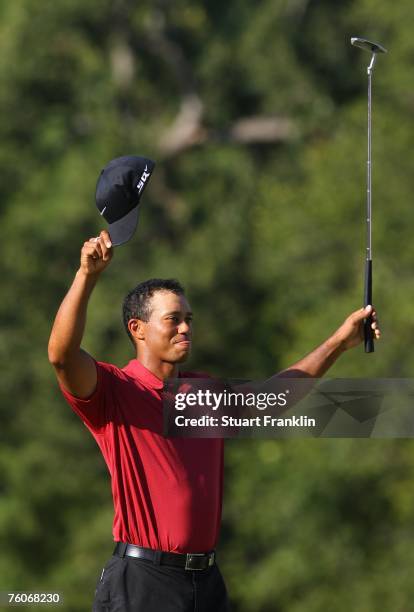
[167,316,192,323]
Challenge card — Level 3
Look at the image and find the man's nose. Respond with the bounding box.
[178,320,190,334]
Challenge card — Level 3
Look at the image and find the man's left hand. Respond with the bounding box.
[333,305,381,351]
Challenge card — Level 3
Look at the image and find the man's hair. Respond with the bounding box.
[122,278,185,345]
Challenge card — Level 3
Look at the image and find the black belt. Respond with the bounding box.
[113,542,216,571]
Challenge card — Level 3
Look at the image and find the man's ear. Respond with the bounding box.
[128,319,146,341]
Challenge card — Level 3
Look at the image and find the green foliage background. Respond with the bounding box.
[1,1,414,610]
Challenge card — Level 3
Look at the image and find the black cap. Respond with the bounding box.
[95,155,155,246]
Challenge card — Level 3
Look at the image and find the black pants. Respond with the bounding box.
[92,555,230,611]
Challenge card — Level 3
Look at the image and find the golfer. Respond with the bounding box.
[48,230,380,611]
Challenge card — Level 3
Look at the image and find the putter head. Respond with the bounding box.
[351,37,387,54]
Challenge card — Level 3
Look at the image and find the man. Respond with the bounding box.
[48,230,380,611]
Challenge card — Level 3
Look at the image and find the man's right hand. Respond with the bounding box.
[80,230,113,276]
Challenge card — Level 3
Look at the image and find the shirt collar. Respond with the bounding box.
[123,359,181,390]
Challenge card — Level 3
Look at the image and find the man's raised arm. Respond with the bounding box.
[278,305,381,378]
[47,230,113,398]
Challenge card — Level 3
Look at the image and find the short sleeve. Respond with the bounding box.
[58,360,121,433]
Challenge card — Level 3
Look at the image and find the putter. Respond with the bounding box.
[351,37,387,353]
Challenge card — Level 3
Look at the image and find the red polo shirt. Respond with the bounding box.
[59,359,224,553]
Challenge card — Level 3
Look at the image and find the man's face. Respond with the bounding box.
[137,291,193,363]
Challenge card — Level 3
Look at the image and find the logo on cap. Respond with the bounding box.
[137,165,151,193]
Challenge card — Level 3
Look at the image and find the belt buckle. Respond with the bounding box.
[185,552,214,571]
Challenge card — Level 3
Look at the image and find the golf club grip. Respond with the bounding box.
[364,260,374,353]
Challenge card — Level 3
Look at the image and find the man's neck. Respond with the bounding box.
[135,354,179,381]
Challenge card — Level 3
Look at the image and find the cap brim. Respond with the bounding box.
[108,205,140,246]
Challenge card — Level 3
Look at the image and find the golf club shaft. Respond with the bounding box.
[364,58,374,353]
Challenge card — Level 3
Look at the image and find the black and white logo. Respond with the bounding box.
[136,165,151,193]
